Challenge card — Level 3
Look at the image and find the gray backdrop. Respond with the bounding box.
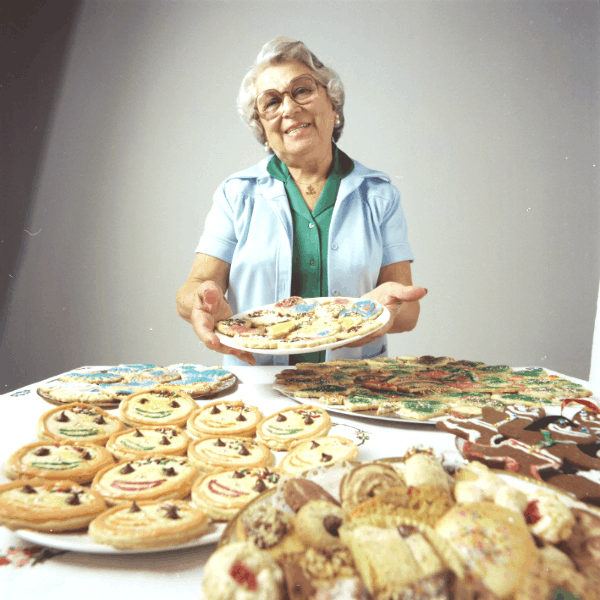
[2,0,599,392]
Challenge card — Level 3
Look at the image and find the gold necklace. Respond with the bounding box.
[293,177,327,195]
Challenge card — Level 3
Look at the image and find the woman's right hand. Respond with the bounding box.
[190,281,255,365]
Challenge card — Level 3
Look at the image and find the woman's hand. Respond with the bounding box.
[177,253,255,365]
[189,281,256,365]
[340,281,428,348]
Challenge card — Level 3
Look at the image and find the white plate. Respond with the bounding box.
[15,523,225,554]
[216,298,390,355]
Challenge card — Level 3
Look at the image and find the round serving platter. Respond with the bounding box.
[216,297,390,355]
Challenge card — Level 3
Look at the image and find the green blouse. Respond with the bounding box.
[267,145,354,363]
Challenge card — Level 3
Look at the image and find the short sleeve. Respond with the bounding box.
[195,184,238,264]
[379,186,414,266]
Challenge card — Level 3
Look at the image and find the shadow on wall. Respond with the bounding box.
[1,0,83,336]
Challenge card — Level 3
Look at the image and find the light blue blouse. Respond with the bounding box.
[196,152,414,367]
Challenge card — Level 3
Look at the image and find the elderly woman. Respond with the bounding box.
[177,37,427,366]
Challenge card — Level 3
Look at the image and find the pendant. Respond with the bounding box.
[306,185,316,195]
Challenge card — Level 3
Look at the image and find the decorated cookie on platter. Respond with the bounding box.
[4,440,115,484]
[191,466,281,521]
[91,455,198,506]
[0,478,107,532]
[186,399,263,438]
[88,499,211,549]
[118,388,197,428]
[105,426,190,461]
[278,435,359,475]
[256,405,332,451]
[36,402,124,445]
[187,436,273,473]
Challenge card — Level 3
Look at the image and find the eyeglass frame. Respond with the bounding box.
[254,73,324,120]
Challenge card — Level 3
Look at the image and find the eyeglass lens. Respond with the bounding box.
[257,75,319,117]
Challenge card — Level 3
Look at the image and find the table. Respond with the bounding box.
[0,366,596,599]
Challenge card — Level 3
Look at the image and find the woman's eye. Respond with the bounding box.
[265,97,281,109]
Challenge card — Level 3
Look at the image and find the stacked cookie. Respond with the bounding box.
[275,355,596,421]
[0,394,359,550]
[37,363,236,407]
[216,296,384,350]
[203,448,600,600]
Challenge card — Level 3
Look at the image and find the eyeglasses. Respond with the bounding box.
[255,74,321,120]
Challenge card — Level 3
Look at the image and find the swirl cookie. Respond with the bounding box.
[278,436,359,475]
[188,436,272,473]
[0,478,107,532]
[186,399,263,438]
[118,388,197,428]
[4,440,115,484]
[88,499,210,550]
[339,462,405,512]
[256,406,332,451]
[192,466,281,521]
[105,426,190,461]
[36,403,124,445]
[91,455,198,506]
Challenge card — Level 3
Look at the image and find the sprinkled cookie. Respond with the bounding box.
[118,388,197,428]
[105,426,190,461]
[91,455,198,505]
[187,436,273,472]
[191,466,281,520]
[36,402,124,445]
[4,440,115,484]
[256,405,332,451]
[0,478,107,532]
[186,399,263,438]
[278,436,359,475]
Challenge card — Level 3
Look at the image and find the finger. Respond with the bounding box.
[201,287,221,314]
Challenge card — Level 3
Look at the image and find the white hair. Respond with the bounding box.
[237,37,345,149]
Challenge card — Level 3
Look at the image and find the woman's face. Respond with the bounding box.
[255,61,337,165]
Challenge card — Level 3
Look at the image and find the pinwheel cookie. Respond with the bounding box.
[105,426,190,461]
[36,402,124,445]
[187,436,273,472]
[0,478,107,532]
[118,387,197,428]
[91,455,198,506]
[186,399,263,438]
[4,440,115,484]
[191,466,281,520]
[89,499,210,549]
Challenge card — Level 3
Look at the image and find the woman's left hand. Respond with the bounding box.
[340,281,428,348]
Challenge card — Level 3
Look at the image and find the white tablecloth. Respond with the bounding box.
[0,366,595,600]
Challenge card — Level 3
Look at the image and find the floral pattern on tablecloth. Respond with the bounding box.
[0,545,68,567]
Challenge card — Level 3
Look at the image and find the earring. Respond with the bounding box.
[335,114,340,126]
[264,142,270,151]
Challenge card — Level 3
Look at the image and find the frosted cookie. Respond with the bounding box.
[105,426,190,461]
[245,308,288,326]
[126,367,181,384]
[232,333,278,349]
[256,406,332,451]
[187,436,273,472]
[186,399,263,438]
[4,440,115,484]
[278,436,359,475]
[293,319,342,339]
[336,320,380,340]
[393,399,449,421]
[36,402,124,445]
[37,380,118,406]
[314,297,354,319]
[216,317,263,338]
[91,455,198,506]
[88,499,210,550]
[202,541,284,600]
[60,370,122,384]
[273,296,310,315]
[191,466,281,521]
[0,478,107,532]
[118,388,197,428]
